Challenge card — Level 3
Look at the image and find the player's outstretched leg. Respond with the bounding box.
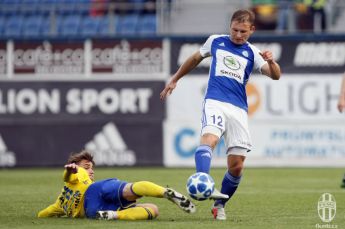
[130,181,196,213]
[164,188,196,213]
[96,206,157,220]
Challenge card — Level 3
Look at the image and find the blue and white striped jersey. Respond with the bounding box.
[199,34,266,112]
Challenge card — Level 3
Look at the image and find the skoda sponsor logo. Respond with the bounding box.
[223,56,240,70]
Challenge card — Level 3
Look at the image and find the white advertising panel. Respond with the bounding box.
[167,76,207,121]
[248,74,344,121]
[248,122,345,167]
[165,74,345,167]
[163,120,227,167]
[164,120,345,167]
[168,74,344,121]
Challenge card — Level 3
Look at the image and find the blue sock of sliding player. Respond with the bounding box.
[194,145,212,173]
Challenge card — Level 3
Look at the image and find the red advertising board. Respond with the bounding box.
[13,40,84,75]
[92,39,163,74]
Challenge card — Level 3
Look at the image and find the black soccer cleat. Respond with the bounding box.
[164,188,196,213]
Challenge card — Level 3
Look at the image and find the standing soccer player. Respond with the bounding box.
[337,72,345,188]
[337,72,345,113]
[160,9,281,220]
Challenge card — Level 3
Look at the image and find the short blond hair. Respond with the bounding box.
[231,9,255,25]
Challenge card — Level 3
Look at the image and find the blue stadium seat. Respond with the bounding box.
[54,15,65,35]
[56,0,90,15]
[56,0,76,14]
[0,0,21,16]
[98,16,113,36]
[4,15,24,37]
[137,14,156,35]
[60,15,82,36]
[0,15,6,34]
[116,14,139,35]
[80,15,101,37]
[22,15,44,37]
[39,0,58,15]
[20,0,41,15]
[41,16,53,36]
[74,0,92,14]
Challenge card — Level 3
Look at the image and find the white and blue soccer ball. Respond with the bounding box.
[186,172,215,201]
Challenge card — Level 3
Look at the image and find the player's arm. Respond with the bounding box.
[63,163,79,183]
[260,51,281,80]
[37,202,64,218]
[160,51,205,100]
[337,73,345,113]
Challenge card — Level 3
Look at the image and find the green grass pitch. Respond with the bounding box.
[0,167,344,229]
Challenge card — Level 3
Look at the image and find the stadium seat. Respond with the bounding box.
[74,0,92,15]
[98,16,113,36]
[4,15,24,37]
[0,0,21,16]
[22,15,44,37]
[80,15,102,37]
[0,15,6,34]
[56,0,77,15]
[20,0,41,15]
[116,14,139,35]
[56,0,90,15]
[39,0,58,15]
[59,15,82,36]
[137,14,157,35]
[41,16,54,36]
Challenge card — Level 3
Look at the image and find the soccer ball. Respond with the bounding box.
[186,172,215,201]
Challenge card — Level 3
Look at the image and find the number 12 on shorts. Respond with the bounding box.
[210,114,223,127]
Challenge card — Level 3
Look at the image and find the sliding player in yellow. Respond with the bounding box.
[38,151,195,220]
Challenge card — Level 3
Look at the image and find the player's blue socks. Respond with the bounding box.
[194,145,212,174]
[214,171,242,207]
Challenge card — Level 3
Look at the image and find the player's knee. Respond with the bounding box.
[229,163,243,176]
[146,205,159,219]
[122,183,139,201]
[201,132,220,149]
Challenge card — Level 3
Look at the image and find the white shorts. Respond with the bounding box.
[201,99,252,155]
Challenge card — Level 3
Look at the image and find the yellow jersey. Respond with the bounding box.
[38,167,93,218]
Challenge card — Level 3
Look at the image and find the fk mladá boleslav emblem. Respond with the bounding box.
[317,193,336,223]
